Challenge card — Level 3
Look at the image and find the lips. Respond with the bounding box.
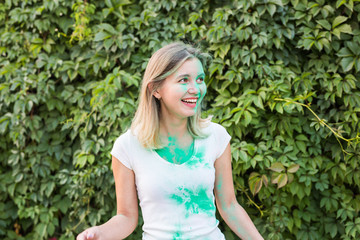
[181,98,198,104]
[181,98,198,109]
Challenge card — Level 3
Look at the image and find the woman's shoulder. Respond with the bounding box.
[203,121,228,133]
[113,128,138,147]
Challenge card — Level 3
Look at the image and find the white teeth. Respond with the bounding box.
[183,99,197,103]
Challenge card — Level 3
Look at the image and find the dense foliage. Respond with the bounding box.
[1,0,360,239]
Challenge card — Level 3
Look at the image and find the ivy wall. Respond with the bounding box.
[1,0,360,239]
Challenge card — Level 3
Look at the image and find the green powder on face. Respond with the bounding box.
[194,82,206,112]
[178,76,207,113]
[170,186,215,217]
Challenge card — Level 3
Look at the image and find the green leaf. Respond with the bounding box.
[288,173,294,183]
[288,164,300,173]
[336,0,346,8]
[76,155,87,168]
[105,0,113,8]
[277,173,288,188]
[355,59,360,72]
[57,197,72,214]
[291,0,299,7]
[35,223,47,238]
[47,222,55,236]
[269,0,283,5]
[262,174,268,187]
[317,19,331,30]
[253,95,264,109]
[15,173,23,183]
[295,141,307,153]
[347,42,360,55]
[269,162,285,173]
[32,38,43,44]
[239,150,248,162]
[295,134,308,141]
[272,172,281,184]
[332,16,348,29]
[94,31,112,42]
[276,103,283,113]
[337,24,352,34]
[88,154,95,164]
[287,218,294,232]
[244,111,252,126]
[340,57,354,72]
[45,182,55,197]
[267,4,276,16]
[98,23,118,35]
[219,44,230,59]
[249,172,262,196]
[337,47,353,57]
[303,39,315,50]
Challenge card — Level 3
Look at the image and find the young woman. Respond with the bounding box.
[77,42,264,240]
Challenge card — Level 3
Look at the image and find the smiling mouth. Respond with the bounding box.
[181,99,197,104]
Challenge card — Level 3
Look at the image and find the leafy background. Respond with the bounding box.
[1,0,360,239]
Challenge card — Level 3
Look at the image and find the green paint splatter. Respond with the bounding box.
[184,145,210,169]
[156,136,194,164]
[172,230,182,240]
[170,186,215,217]
[171,224,190,240]
[172,230,185,240]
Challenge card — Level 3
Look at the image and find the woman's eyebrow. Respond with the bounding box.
[176,73,205,79]
[176,74,190,79]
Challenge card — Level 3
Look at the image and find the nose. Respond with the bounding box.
[187,81,199,94]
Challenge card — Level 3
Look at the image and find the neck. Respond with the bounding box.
[159,115,188,139]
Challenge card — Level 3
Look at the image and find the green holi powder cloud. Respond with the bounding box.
[169,186,215,217]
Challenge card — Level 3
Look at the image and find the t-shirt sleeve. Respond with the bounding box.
[110,132,133,170]
[214,123,231,159]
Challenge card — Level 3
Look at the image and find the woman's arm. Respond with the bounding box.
[77,156,138,240]
[214,144,263,240]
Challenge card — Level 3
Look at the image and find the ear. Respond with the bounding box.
[148,83,161,99]
[153,90,161,100]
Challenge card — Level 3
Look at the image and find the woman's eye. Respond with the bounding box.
[197,77,204,83]
[179,78,188,83]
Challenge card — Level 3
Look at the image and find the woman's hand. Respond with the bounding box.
[76,226,101,240]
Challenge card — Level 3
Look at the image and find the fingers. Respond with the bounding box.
[76,228,96,240]
[87,232,94,239]
[76,230,87,240]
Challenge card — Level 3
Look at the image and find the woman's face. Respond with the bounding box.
[154,57,207,120]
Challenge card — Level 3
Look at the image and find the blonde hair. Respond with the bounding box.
[131,42,211,149]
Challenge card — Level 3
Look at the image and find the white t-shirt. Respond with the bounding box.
[110,122,231,240]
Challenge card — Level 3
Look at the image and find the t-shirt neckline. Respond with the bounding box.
[152,138,198,166]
